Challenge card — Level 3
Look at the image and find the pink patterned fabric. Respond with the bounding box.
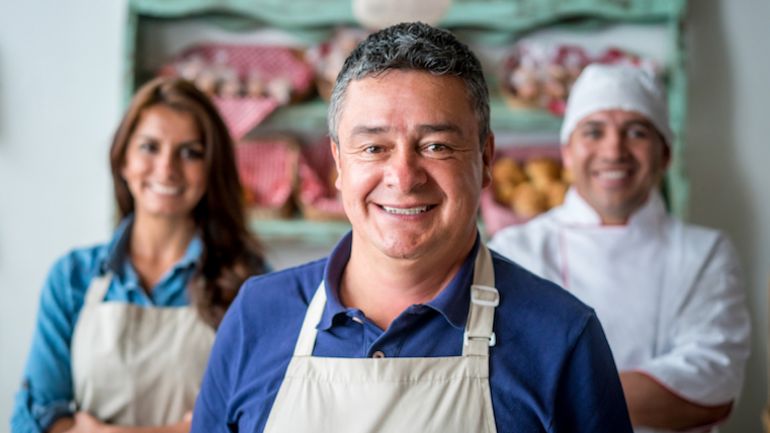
[297,137,346,218]
[175,44,314,92]
[213,97,279,141]
[235,139,296,209]
[161,43,315,140]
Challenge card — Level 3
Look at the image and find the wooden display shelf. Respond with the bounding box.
[249,217,351,245]
[126,0,690,246]
[249,94,563,136]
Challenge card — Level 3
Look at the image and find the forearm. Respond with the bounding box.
[101,422,190,433]
[49,413,190,433]
[620,371,732,430]
[48,417,75,433]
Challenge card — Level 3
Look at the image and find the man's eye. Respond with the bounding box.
[364,145,384,154]
[425,143,449,152]
[582,128,602,139]
[626,127,650,139]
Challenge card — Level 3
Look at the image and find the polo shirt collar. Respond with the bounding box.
[317,231,479,331]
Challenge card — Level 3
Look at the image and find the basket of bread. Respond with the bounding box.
[481,146,570,236]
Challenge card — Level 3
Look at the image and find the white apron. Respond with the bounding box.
[70,273,215,426]
[264,244,500,433]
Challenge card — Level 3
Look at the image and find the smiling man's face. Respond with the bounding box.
[331,70,493,261]
[562,109,670,224]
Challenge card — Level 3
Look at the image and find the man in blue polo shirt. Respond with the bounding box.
[192,22,633,433]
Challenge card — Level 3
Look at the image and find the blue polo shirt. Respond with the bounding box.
[193,233,632,433]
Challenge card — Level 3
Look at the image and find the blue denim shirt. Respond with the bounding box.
[11,216,202,433]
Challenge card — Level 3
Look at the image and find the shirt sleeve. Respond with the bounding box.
[552,313,633,433]
[635,235,751,405]
[11,256,81,433]
[191,289,244,433]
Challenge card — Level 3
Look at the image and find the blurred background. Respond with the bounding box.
[1,0,768,431]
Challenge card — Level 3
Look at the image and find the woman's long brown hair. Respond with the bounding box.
[109,76,267,328]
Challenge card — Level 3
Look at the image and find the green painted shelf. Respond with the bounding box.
[126,0,690,245]
[250,217,351,245]
[252,94,562,135]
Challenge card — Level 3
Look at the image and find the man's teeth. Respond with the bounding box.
[149,183,182,195]
[597,170,627,180]
[382,205,429,215]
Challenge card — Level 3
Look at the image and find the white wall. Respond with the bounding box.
[687,1,770,431]
[0,1,124,427]
[0,1,768,432]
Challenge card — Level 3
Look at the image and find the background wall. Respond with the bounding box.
[686,0,770,431]
[1,1,768,432]
[0,0,124,429]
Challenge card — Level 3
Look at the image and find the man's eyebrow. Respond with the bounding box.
[417,123,463,135]
[623,119,656,129]
[348,124,463,138]
[350,125,390,137]
[579,119,654,129]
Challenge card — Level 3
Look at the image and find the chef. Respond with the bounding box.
[191,23,633,433]
[490,63,751,433]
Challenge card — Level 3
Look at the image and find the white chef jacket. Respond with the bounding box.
[489,188,750,432]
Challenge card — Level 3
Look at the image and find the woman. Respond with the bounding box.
[12,77,268,433]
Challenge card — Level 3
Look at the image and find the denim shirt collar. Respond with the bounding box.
[98,215,203,278]
[317,231,479,331]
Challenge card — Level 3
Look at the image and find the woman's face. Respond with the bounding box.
[121,104,207,222]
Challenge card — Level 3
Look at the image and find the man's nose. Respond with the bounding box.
[384,147,427,193]
[598,131,629,161]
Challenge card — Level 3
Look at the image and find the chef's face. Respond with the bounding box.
[562,109,670,224]
[331,70,493,262]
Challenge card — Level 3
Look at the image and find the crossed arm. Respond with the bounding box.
[621,371,732,430]
[48,412,191,433]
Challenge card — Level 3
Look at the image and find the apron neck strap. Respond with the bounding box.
[293,283,327,356]
[462,244,498,357]
[293,244,500,358]
[84,272,113,305]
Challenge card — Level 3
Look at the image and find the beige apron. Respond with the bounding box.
[70,273,215,426]
[264,244,500,433]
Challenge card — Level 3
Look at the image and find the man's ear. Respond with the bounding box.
[481,133,495,188]
[560,142,573,171]
[330,139,342,191]
[661,139,672,171]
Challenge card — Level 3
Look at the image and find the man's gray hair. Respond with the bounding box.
[327,22,491,146]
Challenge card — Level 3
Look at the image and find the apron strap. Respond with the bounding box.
[293,284,327,356]
[84,272,112,305]
[462,244,499,357]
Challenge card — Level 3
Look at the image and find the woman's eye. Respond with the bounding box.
[137,141,158,153]
[180,146,205,160]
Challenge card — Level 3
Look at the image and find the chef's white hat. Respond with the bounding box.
[559,63,673,146]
